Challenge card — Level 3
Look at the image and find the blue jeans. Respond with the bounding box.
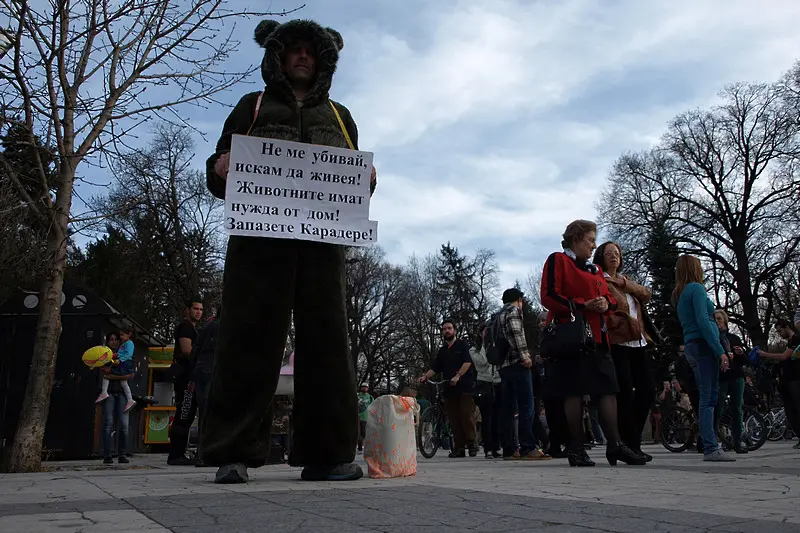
[499,363,537,455]
[684,341,720,453]
[102,392,130,458]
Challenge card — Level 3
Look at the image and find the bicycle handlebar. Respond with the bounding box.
[425,379,448,385]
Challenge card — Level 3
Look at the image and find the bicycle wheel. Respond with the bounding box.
[767,408,787,441]
[742,407,767,451]
[661,407,692,453]
[418,406,440,459]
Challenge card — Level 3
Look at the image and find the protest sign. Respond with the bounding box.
[224,134,378,246]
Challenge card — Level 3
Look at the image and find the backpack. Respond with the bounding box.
[485,309,511,366]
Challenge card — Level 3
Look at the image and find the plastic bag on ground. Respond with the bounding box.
[363,395,419,479]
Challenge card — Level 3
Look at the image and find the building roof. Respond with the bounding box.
[0,281,166,347]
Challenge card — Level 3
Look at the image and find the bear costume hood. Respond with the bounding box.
[254,19,344,106]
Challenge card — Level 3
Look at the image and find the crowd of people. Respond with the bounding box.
[411,219,800,466]
[151,216,798,477]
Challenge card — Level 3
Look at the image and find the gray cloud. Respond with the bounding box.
[70,0,800,297]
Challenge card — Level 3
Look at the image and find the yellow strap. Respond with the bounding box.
[246,91,264,136]
[246,96,353,150]
[329,100,355,150]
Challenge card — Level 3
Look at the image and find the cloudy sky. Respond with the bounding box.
[76,0,800,293]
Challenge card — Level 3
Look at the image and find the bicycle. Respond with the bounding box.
[417,380,454,459]
[661,398,766,453]
[660,406,696,453]
[716,397,767,452]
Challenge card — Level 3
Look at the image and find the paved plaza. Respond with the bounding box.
[0,442,798,532]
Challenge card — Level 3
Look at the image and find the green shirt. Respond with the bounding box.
[357,392,374,421]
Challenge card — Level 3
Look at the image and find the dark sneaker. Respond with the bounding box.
[301,463,363,481]
[118,455,129,464]
[503,451,521,461]
[167,455,194,466]
[103,456,113,464]
[214,463,248,484]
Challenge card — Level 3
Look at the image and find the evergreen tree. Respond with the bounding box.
[434,242,479,337]
[644,217,682,375]
[0,123,57,302]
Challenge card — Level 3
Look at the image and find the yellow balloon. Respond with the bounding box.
[82,345,113,369]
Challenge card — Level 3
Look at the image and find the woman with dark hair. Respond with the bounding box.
[540,220,645,467]
[100,331,131,464]
[673,255,734,462]
[593,242,656,462]
[470,322,502,458]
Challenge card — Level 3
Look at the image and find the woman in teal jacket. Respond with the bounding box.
[672,255,735,462]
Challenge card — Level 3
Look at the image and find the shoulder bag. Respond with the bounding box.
[539,300,595,360]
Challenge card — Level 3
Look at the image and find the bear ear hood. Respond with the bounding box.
[254,19,344,105]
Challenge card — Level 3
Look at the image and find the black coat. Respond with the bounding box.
[719,331,747,380]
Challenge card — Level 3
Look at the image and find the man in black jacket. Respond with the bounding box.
[419,319,478,457]
[200,19,375,484]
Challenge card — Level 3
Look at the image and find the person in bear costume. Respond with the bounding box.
[200,18,376,484]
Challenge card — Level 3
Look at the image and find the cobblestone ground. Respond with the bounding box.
[0,441,798,532]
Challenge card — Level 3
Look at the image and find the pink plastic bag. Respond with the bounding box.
[363,395,419,478]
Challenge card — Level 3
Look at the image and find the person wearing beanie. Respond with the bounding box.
[495,288,550,461]
[201,19,375,484]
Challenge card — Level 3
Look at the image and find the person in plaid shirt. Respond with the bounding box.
[498,288,550,461]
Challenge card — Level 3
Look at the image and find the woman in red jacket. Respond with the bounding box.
[540,220,646,467]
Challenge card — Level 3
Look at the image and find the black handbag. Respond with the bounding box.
[539,300,595,360]
[641,306,664,346]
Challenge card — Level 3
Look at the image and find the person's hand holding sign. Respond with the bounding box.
[370,165,377,196]
[216,152,231,180]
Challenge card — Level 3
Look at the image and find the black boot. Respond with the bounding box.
[629,445,652,462]
[567,446,595,467]
[606,443,647,466]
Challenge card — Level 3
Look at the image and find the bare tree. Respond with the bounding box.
[523,263,544,311]
[598,77,800,347]
[473,248,500,321]
[99,123,221,330]
[0,0,301,472]
[398,254,442,370]
[68,122,223,338]
[345,246,406,389]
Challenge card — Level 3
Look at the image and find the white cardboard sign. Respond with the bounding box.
[224,135,378,246]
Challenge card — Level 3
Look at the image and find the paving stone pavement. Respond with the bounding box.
[0,442,798,532]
